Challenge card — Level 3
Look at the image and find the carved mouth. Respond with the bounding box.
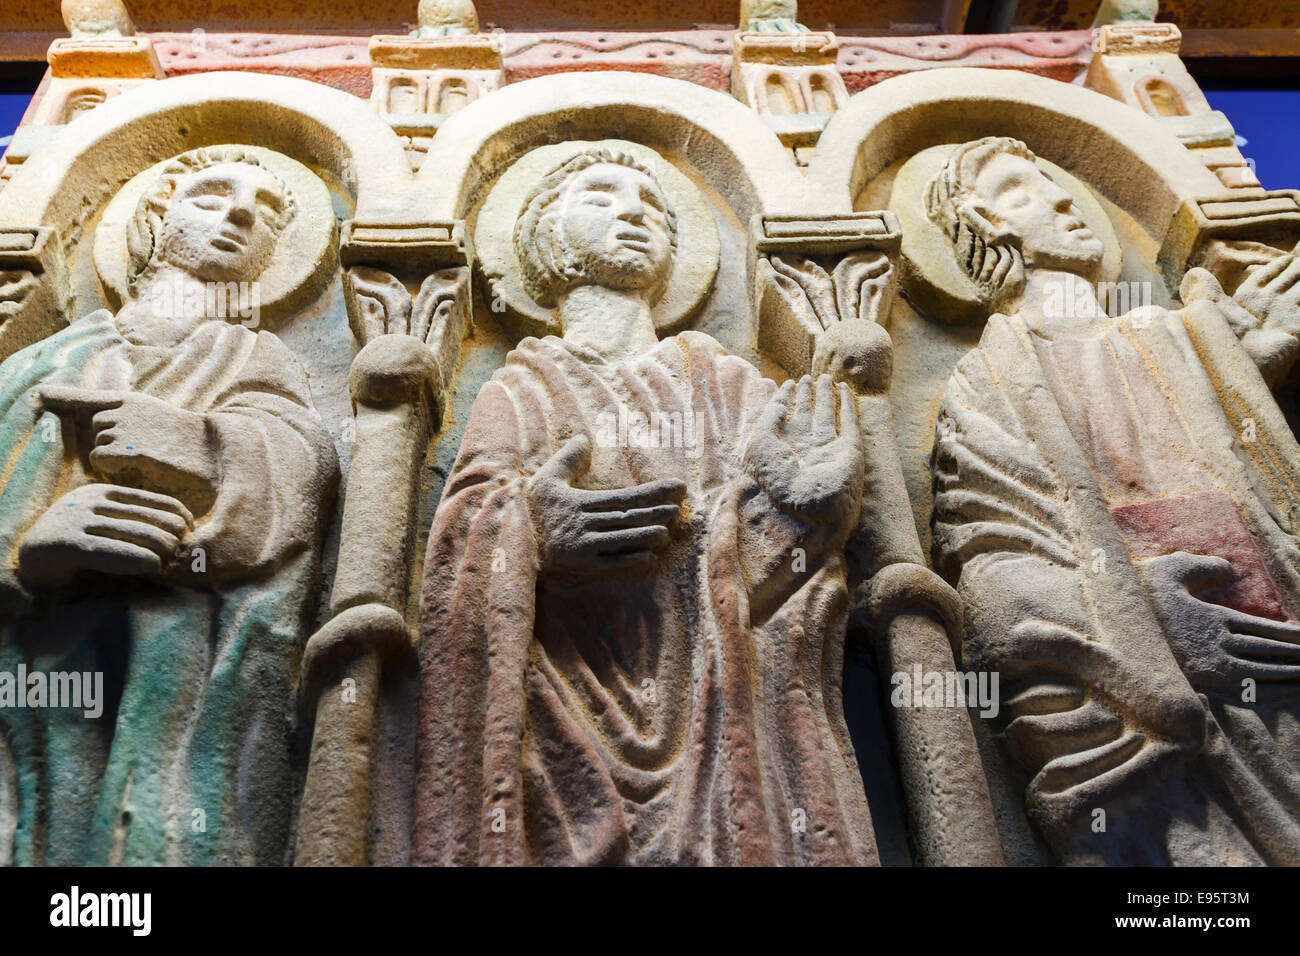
[211,233,247,253]
[615,229,653,254]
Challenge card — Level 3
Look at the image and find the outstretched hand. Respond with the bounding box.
[527,434,686,579]
[1139,550,1300,694]
[18,483,194,590]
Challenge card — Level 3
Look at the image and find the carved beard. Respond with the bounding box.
[550,214,671,300]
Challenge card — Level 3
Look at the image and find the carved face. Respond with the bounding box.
[155,162,288,283]
[973,153,1103,273]
[555,163,673,296]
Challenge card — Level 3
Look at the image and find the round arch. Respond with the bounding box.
[413,70,808,225]
[0,71,416,233]
[805,67,1225,238]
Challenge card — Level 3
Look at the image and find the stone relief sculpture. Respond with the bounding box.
[926,136,1300,864]
[0,146,339,865]
[412,144,879,865]
[1,0,1298,873]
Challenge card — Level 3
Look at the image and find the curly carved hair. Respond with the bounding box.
[924,136,1035,311]
[125,146,295,295]
[512,148,678,307]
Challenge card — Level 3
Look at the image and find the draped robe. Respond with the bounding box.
[413,331,877,866]
[932,300,1300,864]
[0,308,338,866]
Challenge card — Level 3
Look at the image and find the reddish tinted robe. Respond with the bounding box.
[413,331,877,865]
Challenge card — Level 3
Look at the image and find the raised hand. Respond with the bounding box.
[527,434,686,579]
[1233,252,1300,336]
[744,373,863,531]
[18,483,194,590]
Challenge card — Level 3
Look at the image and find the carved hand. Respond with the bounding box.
[1138,550,1300,695]
[17,483,193,590]
[1233,253,1300,337]
[743,373,863,535]
[995,620,1203,806]
[40,386,218,507]
[527,434,686,579]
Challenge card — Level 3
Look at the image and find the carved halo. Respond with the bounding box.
[889,143,1122,326]
[474,139,721,340]
[93,144,338,330]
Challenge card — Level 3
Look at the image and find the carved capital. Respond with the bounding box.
[752,212,899,377]
[339,219,474,412]
[0,227,72,364]
[1159,190,1300,292]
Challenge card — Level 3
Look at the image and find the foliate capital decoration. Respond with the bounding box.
[752,211,900,379]
[339,219,473,408]
[0,226,72,362]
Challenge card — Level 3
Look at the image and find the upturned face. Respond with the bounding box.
[555,163,672,296]
[156,162,288,283]
[973,153,1103,273]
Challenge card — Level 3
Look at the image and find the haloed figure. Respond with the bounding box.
[0,147,338,865]
[414,148,879,865]
[929,136,1300,863]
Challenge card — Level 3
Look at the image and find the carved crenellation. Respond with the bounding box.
[732,31,848,164]
[1086,22,1261,190]
[369,33,504,169]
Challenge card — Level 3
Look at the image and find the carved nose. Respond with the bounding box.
[1049,187,1075,212]
[226,199,255,227]
[619,191,645,222]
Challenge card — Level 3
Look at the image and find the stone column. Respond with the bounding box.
[295,219,473,866]
[752,211,1005,865]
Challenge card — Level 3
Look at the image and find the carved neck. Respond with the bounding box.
[1012,268,1106,339]
[118,263,253,342]
[556,284,659,365]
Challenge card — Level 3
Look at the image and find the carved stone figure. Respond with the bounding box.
[928,136,1300,863]
[413,147,878,865]
[0,147,338,865]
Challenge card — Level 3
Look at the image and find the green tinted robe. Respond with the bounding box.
[0,309,338,865]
